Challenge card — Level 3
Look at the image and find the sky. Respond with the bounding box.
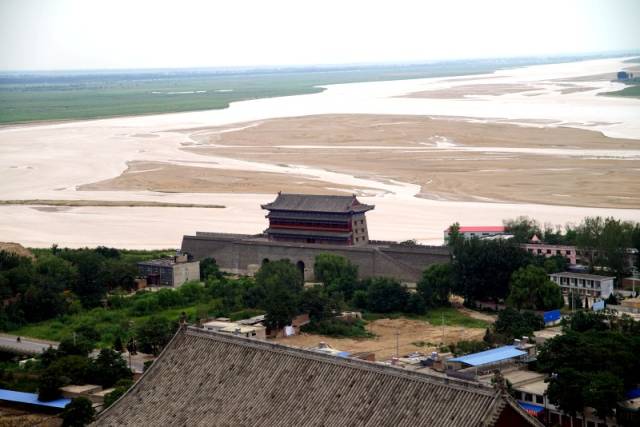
[1,0,639,71]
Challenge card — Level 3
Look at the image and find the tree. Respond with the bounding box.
[445,222,462,248]
[200,257,223,281]
[88,348,132,388]
[405,293,426,314]
[62,250,107,308]
[364,278,409,313]
[584,372,624,419]
[58,335,93,357]
[490,308,543,344]
[47,355,90,385]
[38,370,64,401]
[113,335,124,352]
[452,238,531,305]
[300,287,341,322]
[135,316,174,355]
[314,254,358,299]
[256,260,303,330]
[507,265,563,311]
[503,216,541,243]
[103,379,134,408]
[546,368,588,417]
[62,397,95,427]
[417,263,452,307]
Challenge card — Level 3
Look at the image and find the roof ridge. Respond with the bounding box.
[183,327,496,397]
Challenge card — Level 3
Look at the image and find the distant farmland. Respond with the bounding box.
[0,56,593,124]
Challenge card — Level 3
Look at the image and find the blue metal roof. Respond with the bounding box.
[448,345,526,367]
[518,402,544,414]
[0,388,71,409]
[626,388,640,400]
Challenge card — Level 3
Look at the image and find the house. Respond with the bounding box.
[443,226,509,243]
[0,388,70,414]
[520,235,578,265]
[137,253,200,287]
[202,320,266,340]
[93,327,543,426]
[446,343,534,376]
[548,272,614,306]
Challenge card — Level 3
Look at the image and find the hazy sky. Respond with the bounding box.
[1,0,639,71]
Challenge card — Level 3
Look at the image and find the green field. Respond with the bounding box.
[601,83,640,98]
[0,56,598,124]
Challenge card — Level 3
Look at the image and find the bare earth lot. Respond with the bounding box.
[274,317,485,361]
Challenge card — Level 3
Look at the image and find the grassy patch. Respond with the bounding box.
[301,318,374,339]
[363,307,489,329]
[11,305,197,348]
[600,83,640,98]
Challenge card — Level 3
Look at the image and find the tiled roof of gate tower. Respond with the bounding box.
[261,193,374,213]
[94,327,542,427]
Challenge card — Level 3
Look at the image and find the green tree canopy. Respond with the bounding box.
[417,263,452,307]
[507,265,563,311]
[364,278,409,313]
[255,259,303,330]
[62,397,96,427]
[88,348,132,388]
[135,316,175,355]
[314,253,358,299]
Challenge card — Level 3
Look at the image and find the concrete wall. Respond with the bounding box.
[172,262,201,287]
[181,233,450,283]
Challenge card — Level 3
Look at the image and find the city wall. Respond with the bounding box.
[181,232,450,283]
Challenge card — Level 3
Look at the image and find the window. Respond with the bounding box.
[535,395,543,404]
[556,250,561,255]
[513,391,522,400]
[546,249,552,254]
[537,249,542,254]
[587,422,595,427]
[566,250,571,255]
[524,393,532,402]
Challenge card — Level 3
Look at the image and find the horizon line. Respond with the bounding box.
[1,50,638,75]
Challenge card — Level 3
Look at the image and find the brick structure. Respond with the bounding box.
[181,232,449,283]
[262,193,374,246]
[137,253,200,287]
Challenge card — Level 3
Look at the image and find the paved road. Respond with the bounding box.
[0,333,154,372]
[0,334,58,355]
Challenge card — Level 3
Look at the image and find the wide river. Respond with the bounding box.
[1,56,640,248]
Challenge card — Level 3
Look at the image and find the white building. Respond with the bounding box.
[548,272,614,306]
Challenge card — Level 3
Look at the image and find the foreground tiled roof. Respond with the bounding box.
[261,193,374,213]
[95,328,542,427]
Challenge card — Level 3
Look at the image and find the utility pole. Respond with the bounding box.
[441,313,445,345]
[394,329,400,357]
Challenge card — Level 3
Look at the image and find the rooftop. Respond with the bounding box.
[94,327,542,427]
[0,388,71,409]
[448,345,527,367]
[549,271,615,280]
[261,193,374,214]
[445,226,506,233]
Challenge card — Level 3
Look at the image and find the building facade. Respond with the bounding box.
[137,254,200,287]
[444,226,508,243]
[548,272,614,306]
[262,193,374,246]
[521,242,578,265]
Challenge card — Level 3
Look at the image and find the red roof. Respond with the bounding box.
[445,226,505,233]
